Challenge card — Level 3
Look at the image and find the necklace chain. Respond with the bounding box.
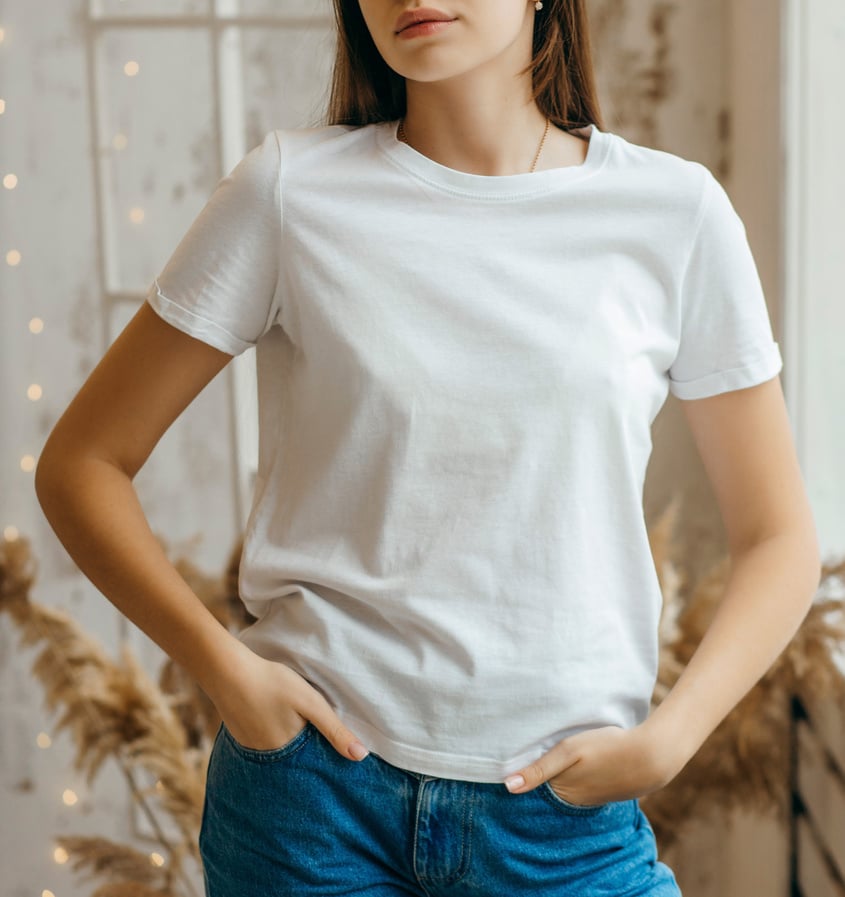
[396,117,551,174]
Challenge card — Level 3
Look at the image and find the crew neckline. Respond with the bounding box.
[374,118,610,199]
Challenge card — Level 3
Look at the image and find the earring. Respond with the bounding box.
[534,0,543,8]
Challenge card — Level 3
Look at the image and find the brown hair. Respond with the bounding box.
[323,0,605,133]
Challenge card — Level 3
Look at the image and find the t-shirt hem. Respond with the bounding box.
[668,341,783,400]
[338,710,539,783]
[145,279,252,356]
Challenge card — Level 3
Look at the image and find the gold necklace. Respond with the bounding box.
[396,117,551,173]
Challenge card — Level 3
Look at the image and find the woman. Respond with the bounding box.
[35,1,821,895]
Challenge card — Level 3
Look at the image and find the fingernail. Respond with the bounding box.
[348,741,369,760]
[504,774,525,791]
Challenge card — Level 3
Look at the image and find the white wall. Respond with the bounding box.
[1,3,334,895]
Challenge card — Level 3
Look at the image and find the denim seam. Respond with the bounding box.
[449,783,476,885]
[221,720,314,764]
[539,780,609,815]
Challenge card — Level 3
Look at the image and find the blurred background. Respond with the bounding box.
[1,1,844,895]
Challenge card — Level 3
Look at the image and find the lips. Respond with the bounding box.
[395,7,456,34]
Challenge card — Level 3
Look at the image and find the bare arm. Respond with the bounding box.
[643,374,822,761]
[34,301,249,697]
[34,301,370,761]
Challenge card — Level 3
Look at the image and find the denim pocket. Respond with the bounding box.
[539,780,612,815]
[220,719,314,763]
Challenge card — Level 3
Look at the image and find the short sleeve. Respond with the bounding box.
[144,130,283,356]
[667,169,783,400]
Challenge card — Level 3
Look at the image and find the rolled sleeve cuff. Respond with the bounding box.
[668,341,783,400]
[144,279,253,356]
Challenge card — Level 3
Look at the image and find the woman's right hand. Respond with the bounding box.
[210,646,370,762]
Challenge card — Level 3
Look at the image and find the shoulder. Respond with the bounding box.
[232,123,359,179]
[225,124,363,202]
[603,128,712,218]
[267,122,372,173]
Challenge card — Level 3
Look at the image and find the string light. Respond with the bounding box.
[3,39,73,884]
[4,0,51,796]
[2,17,162,893]
[5,14,200,892]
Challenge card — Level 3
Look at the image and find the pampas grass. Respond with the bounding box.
[0,532,237,897]
[52,835,171,888]
[1,507,843,891]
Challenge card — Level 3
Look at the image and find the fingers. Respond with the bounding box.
[218,657,370,760]
[505,759,547,792]
[319,717,370,761]
[505,745,577,793]
[304,697,370,761]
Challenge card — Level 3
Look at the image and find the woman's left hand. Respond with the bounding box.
[502,723,685,805]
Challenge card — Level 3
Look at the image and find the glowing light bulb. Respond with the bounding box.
[42,890,56,897]
[3,173,17,189]
[53,846,68,864]
[3,525,19,542]
[6,249,21,266]
[150,852,165,866]
[29,317,44,333]
[129,207,145,224]
[0,99,6,115]
[36,731,52,748]
[27,384,43,401]
[62,789,78,806]
[124,61,140,77]
[20,455,36,472]
[0,27,5,43]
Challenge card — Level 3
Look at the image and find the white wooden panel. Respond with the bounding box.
[92,0,210,15]
[797,717,845,884]
[801,675,845,781]
[798,816,845,897]
[783,0,845,562]
[226,19,337,522]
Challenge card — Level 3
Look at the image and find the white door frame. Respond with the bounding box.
[781,0,845,563]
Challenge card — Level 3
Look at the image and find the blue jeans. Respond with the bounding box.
[199,719,683,896]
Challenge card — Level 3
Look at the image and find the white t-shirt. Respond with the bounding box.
[145,119,782,782]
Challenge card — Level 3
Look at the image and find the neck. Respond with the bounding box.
[397,107,551,175]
